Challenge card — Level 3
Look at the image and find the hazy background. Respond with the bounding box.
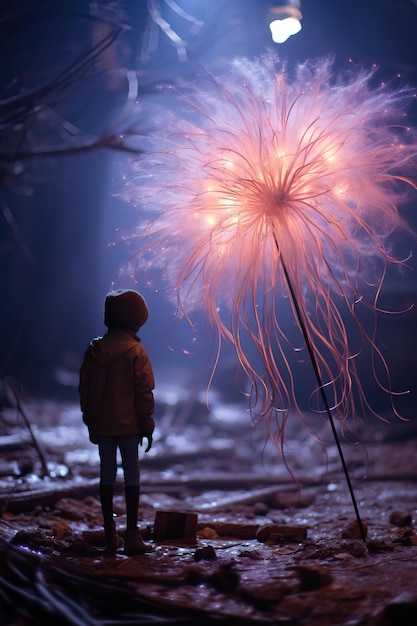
[1,0,416,418]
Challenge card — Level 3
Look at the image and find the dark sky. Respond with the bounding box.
[1,0,417,403]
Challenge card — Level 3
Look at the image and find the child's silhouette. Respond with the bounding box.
[79,289,155,554]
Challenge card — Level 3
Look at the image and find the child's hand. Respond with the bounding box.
[139,435,152,452]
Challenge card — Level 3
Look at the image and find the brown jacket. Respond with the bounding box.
[79,329,155,443]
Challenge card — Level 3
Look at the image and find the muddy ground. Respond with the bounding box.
[0,394,416,625]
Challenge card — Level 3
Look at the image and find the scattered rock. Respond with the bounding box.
[340,539,368,558]
[366,539,394,553]
[198,526,219,539]
[389,510,413,527]
[194,545,217,561]
[238,548,263,559]
[302,538,368,560]
[341,519,367,540]
[253,501,269,516]
[11,528,59,551]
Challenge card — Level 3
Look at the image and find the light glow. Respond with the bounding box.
[269,16,302,43]
[123,56,417,446]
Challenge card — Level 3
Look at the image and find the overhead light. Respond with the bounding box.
[268,1,302,44]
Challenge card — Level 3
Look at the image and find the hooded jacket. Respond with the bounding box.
[79,329,155,443]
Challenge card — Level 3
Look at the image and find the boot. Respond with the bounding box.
[104,521,123,554]
[124,485,152,555]
[100,483,122,553]
[100,483,115,525]
[124,485,140,530]
[124,528,152,555]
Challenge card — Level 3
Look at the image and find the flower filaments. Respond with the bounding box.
[124,55,417,447]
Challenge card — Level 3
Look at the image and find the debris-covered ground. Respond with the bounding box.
[0,394,417,625]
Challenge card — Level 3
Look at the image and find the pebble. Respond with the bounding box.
[389,510,413,527]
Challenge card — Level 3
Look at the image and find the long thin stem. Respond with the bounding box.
[273,234,366,542]
[5,377,49,478]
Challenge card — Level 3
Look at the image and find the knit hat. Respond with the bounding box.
[104,289,149,331]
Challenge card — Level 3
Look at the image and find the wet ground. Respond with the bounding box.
[0,393,416,625]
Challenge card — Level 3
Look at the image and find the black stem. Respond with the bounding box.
[273,234,366,541]
[5,377,49,478]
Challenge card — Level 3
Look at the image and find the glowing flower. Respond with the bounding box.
[124,55,416,444]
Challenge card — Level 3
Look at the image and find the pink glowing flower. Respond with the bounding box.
[124,55,416,442]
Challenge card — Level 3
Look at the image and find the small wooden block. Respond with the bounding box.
[154,510,198,544]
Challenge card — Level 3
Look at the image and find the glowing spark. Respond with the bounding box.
[124,55,417,445]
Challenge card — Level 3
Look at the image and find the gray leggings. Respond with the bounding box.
[98,435,140,486]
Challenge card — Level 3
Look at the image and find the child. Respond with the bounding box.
[79,289,155,555]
